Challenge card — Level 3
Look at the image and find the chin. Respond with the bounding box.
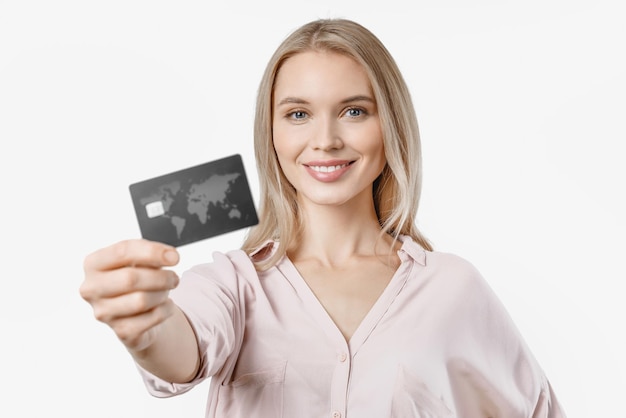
[298,189,368,209]
[304,196,350,207]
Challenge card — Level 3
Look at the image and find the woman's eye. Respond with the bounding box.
[289,111,307,120]
[345,108,365,117]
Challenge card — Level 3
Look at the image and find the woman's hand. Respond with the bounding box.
[79,239,180,353]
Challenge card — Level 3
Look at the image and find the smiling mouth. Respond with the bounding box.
[305,161,354,173]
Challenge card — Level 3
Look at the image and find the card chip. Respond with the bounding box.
[145,201,165,218]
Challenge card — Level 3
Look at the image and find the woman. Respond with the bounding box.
[80,18,566,417]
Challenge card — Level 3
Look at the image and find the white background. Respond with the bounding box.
[1,1,624,417]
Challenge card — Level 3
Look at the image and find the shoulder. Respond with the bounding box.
[424,250,483,281]
[400,235,481,282]
[397,236,492,300]
[185,249,258,283]
[168,249,261,308]
[428,250,494,294]
[422,250,519,331]
[183,240,278,286]
[406,245,502,310]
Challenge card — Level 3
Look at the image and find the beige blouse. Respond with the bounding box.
[137,236,566,417]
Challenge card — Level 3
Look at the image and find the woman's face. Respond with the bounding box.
[272,50,385,209]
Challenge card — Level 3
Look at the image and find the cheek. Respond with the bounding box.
[272,120,291,154]
[272,133,299,181]
[272,134,291,165]
[361,125,386,165]
[273,123,306,164]
[373,144,387,174]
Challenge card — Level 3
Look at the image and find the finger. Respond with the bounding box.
[84,239,179,272]
[93,290,172,323]
[80,267,179,300]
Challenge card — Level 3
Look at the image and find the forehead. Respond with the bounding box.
[273,51,373,102]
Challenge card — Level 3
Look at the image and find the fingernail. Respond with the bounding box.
[163,249,179,264]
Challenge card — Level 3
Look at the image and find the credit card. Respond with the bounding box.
[129,154,258,247]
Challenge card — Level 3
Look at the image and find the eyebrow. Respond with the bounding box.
[276,95,375,107]
[341,95,375,104]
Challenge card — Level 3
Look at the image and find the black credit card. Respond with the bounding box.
[129,154,258,247]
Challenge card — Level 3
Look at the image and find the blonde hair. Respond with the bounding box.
[242,18,432,270]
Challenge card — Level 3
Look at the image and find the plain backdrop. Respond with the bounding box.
[1,1,624,417]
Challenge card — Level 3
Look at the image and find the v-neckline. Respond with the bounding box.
[277,242,415,355]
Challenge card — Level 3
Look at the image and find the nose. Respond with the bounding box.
[310,117,343,151]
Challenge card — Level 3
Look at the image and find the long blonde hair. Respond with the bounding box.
[242,18,432,270]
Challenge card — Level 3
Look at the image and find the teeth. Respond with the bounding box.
[309,163,349,173]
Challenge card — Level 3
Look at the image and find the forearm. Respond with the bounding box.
[130,305,200,384]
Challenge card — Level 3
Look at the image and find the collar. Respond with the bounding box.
[397,234,427,266]
[248,239,278,261]
[248,235,427,266]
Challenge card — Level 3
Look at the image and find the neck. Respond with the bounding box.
[289,192,393,266]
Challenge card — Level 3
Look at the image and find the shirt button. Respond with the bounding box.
[332,412,341,418]
[338,352,347,362]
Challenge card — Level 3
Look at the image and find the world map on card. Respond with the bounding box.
[129,154,258,247]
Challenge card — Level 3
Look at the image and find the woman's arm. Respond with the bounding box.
[79,239,199,383]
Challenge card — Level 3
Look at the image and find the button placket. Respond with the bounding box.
[329,346,350,418]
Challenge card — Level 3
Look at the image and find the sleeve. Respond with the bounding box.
[136,251,247,398]
[437,254,567,417]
